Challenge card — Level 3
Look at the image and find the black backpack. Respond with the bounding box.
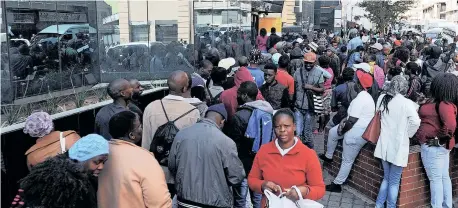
[149,100,197,166]
[206,87,222,106]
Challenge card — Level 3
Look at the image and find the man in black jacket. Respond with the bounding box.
[267,27,281,50]
[260,63,289,110]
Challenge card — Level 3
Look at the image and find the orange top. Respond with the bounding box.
[248,140,325,207]
[25,131,80,170]
[276,69,295,95]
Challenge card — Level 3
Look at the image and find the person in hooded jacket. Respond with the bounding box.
[289,47,305,75]
[421,45,456,96]
[224,81,274,208]
[220,65,264,119]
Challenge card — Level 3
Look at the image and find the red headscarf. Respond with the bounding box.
[356,70,374,90]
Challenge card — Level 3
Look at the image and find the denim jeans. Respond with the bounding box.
[233,179,262,208]
[375,160,404,208]
[294,109,315,149]
[420,144,453,208]
[326,126,366,185]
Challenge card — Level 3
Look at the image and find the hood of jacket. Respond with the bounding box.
[290,47,303,59]
[425,58,439,71]
[234,67,254,87]
[243,100,274,113]
[184,97,204,105]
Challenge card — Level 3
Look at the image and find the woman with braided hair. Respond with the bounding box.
[17,134,109,208]
[19,154,97,208]
[415,73,458,208]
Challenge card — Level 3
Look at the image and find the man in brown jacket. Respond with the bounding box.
[142,70,200,196]
[98,111,172,208]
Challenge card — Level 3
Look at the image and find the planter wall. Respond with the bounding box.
[1,88,168,207]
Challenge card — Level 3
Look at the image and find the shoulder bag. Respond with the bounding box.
[362,110,381,144]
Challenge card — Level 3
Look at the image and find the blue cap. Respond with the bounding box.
[69,134,109,162]
[206,103,228,120]
[272,53,281,67]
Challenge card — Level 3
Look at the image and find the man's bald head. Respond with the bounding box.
[107,79,131,100]
[129,79,139,86]
[167,70,190,95]
[129,79,144,98]
[238,56,248,67]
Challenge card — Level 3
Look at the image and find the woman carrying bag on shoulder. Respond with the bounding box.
[415,73,458,208]
[23,111,81,170]
[374,75,421,208]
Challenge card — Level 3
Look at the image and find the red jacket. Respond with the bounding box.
[248,140,325,207]
[220,67,264,119]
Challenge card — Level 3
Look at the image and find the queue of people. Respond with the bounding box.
[8,26,458,208]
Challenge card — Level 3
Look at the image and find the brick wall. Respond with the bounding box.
[323,135,458,208]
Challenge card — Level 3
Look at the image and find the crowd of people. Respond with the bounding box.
[7,26,458,208]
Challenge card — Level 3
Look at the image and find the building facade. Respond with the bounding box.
[422,0,458,23]
[116,0,192,43]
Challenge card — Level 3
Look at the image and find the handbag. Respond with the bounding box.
[264,186,323,208]
[362,111,381,144]
[313,94,324,114]
[300,68,324,114]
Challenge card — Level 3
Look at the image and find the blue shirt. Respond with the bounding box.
[347,37,363,51]
[247,66,265,87]
[375,52,385,69]
[347,52,361,68]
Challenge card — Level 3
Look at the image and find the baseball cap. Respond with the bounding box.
[303,52,317,63]
[370,43,383,51]
[353,63,371,73]
[356,70,373,90]
[218,58,236,70]
[308,42,318,52]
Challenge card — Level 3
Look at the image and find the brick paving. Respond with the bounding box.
[312,132,376,208]
[313,132,458,208]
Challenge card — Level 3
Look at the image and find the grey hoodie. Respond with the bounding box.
[243,100,274,114]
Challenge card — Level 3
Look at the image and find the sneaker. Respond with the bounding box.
[326,183,342,193]
[319,154,333,163]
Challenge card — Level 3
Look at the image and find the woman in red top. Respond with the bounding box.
[256,28,269,53]
[248,109,325,207]
[415,73,458,208]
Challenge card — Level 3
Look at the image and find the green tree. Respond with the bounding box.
[358,0,414,34]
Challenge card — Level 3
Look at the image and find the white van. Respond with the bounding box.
[34,23,96,44]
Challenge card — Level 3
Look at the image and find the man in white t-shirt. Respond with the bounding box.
[319,70,375,192]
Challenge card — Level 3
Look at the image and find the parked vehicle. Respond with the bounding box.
[425,28,454,44]
[33,24,96,44]
[10,39,31,47]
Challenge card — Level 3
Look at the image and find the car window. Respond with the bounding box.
[426,33,438,39]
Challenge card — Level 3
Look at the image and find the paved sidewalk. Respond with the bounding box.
[313,132,458,208]
[312,132,376,208]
